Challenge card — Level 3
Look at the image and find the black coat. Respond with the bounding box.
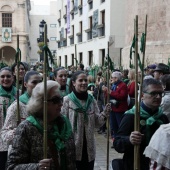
[113,111,169,170]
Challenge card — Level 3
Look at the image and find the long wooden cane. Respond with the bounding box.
[43,24,48,158]
[106,41,110,170]
[16,35,21,126]
[134,15,140,170]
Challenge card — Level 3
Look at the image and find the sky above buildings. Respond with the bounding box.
[31,0,53,5]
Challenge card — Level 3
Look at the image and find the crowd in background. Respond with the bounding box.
[0,61,170,170]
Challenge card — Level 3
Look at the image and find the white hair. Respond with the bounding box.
[112,71,122,80]
[26,80,60,115]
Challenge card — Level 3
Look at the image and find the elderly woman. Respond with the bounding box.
[7,80,76,170]
[1,71,42,152]
[61,71,111,170]
[110,71,128,143]
[0,67,17,170]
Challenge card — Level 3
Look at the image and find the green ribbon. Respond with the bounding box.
[27,115,72,170]
[19,92,30,104]
[0,85,17,121]
[42,45,54,70]
[68,92,94,131]
[125,106,164,144]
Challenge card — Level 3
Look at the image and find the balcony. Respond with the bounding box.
[76,32,82,43]
[63,39,67,47]
[69,35,74,45]
[97,24,105,37]
[85,28,92,40]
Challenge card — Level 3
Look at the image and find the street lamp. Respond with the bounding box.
[37,20,46,62]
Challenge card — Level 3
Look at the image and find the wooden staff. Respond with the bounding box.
[16,35,21,126]
[43,24,48,158]
[134,15,140,170]
[106,41,110,170]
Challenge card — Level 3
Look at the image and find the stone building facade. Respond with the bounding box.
[0,0,31,65]
[122,0,170,69]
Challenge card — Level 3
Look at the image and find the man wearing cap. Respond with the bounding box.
[144,64,157,77]
[113,78,169,170]
[153,63,170,80]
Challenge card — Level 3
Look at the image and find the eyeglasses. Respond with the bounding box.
[47,96,63,104]
[0,75,12,78]
[143,91,165,97]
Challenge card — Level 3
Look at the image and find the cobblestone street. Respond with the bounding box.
[94,132,123,170]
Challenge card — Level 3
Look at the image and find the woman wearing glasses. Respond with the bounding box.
[6,80,76,170]
[61,71,111,170]
[0,67,17,170]
[1,71,42,156]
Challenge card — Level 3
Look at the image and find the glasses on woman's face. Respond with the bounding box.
[0,75,12,79]
[47,96,63,104]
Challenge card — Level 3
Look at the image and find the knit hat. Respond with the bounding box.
[112,71,122,79]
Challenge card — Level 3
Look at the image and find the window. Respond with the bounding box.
[79,52,83,63]
[65,55,68,68]
[87,16,92,40]
[89,51,93,66]
[101,49,105,66]
[72,54,74,65]
[2,13,12,27]
[98,10,105,37]
[50,24,57,28]
[101,0,105,3]
[59,56,61,67]
[50,37,57,41]
[88,1,93,10]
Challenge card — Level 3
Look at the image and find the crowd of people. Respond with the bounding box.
[0,61,170,170]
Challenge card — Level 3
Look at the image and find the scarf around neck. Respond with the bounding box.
[125,105,164,144]
[68,91,94,131]
[19,92,30,105]
[27,115,72,170]
[0,85,17,120]
[111,80,121,91]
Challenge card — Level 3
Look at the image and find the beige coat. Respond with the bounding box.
[61,95,106,162]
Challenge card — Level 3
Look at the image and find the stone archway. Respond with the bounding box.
[0,46,16,66]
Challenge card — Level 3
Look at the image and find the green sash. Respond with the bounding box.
[125,106,164,144]
[19,92,30,105]
[27,115,72,170]
[68,92,94,131]
[0,85,17,120]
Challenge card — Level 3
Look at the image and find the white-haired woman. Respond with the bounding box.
[110,71,128,144]
[7,80,76,170]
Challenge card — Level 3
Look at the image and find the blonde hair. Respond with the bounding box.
[129,69,135,81]
[26,80,60,116]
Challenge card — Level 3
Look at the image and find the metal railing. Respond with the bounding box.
[98,25,105,37]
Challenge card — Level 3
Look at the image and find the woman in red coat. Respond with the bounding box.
[110,71,128,142]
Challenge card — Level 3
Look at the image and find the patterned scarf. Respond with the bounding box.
[68,91,94,131]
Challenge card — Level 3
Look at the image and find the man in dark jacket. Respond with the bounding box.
[113,78,169,170]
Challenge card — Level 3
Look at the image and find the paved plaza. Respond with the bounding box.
[94,132,123,170]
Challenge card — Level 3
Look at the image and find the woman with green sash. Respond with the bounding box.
[7,80,76,170]
[0,67,17,170]
[61,71,111,170]
[1,71,42,155]
[54,67,70,97]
